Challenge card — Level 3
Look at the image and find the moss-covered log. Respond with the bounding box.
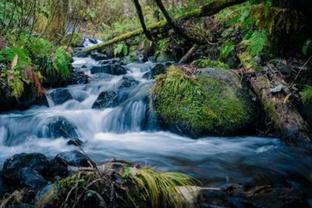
[81,0,247,54]
[250,74,311,145]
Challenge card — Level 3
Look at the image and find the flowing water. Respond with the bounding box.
[0,40,311,194]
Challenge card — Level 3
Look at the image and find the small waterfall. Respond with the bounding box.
[0,38,311,194]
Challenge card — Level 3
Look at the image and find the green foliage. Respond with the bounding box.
[302,39,312,56]
[0,47,31,68]
[301,86,312,105]
[124,166,198,208]
[192,58,229,69]
[52,47,71,80]
[152,66,256,136]
[220,41,235,59]
[114,43,129,57]
[242,29,268,56]
[5,70,24,98]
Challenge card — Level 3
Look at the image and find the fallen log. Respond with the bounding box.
[81,0,247,54]
[249,73,311,145]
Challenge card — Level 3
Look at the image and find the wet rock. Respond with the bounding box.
[55,150,95,167]
[90,51,107,61]
[34,95,49,107]
[0,173,11,196]
[41,116,80,139]
[19,167,47,190]
[2,153,51,189]
[90,64,127,75]
[67,138,84,146]
[0,84,46,112]
[35,184,57,208]
[92,90,119,109]
[67,71,89,85]
[143,63,167,79]
[49,88,73,105]
[117,76,139,90]
[152,67,258,137]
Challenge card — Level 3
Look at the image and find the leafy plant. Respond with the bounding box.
[0,47,31,68]
[242,29,268,56]
[124,166,198,208]
[302,39,312,56]
[52,47,71,80]
[301,85,312,105]
[113,43,129,57]
[220,41,235,59]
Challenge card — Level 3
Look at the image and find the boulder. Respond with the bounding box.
[55,150,95,167]
[92,90,120,109]
[49,88,73,105]
[40,116,80,139]
[143,63,167,79]
[0,174,11,196]
[67,138,84,146]
[90,51,107,61]
[0,84,47,112]
[67,71,89,85]
[151,66,258,137]
[18,167,47,190]
[90,64,127,75]
[2,153,50,189]
[117,76,139,90]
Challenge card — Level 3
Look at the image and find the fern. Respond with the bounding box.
[52,47,71,80]
[242,29,268,56]
[220,41,235,59]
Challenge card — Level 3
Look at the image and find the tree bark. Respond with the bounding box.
[249,73,311,145]
[132,0,153,41]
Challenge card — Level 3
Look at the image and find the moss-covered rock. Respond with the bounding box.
[301,85,312,126]
[151,66,257,137]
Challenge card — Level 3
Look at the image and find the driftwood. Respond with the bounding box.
[81,0,247,54]
[249,72,311,145]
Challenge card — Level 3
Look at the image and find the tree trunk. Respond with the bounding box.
[81,0,248,54]
[249,72,311,145]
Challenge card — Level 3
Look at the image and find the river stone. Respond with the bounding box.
[18,167,47,190]
[143,63,167,79]
[90,64,127,75]
[117,76,139,90]
[41,116,80,139]
[49,88,73,105]
[92,90,119,109]
[151,66,258,137]
[55,150,95,167]
[0,173,11,196]
[90,51,107,61]
[2,153,51,190]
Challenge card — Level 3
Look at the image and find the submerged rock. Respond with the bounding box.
[55,150,95,167]
[40,116,80,139]
[143,63,167,79]
[117,76,139,90]
[151,66,258,137]
[2,153,50,189]
[92,90,120,109]
[90,64,127,75]
[49,88,73,105]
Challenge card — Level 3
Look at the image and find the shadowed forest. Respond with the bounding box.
[0,0,311,207]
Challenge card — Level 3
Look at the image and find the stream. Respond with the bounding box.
[0,39,311,197]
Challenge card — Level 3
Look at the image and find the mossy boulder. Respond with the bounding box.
[151,66,257,137]
[301,86,312,126]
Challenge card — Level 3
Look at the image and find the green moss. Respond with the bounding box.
[301,86,312,105]
[152,66,255,136]
[192,58,229,69]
